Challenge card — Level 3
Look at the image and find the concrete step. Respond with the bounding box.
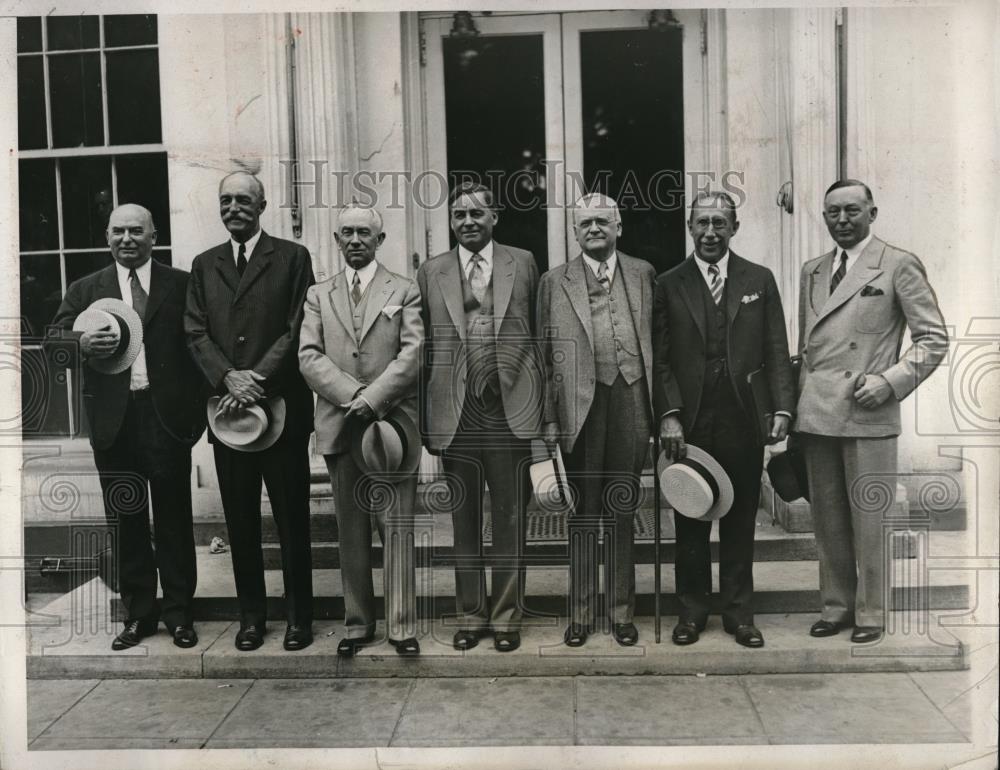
[27,582,967,679]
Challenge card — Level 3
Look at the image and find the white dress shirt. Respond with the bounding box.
[831,232,874,281]
[115,259,150,391]
[582,251,618,285]
[345,259,379,297]
[693,250,730,288]
[230,227,263,265]
[458,240,494,285]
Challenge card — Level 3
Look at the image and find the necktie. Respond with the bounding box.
[468,254,487,304]
[596,260,610,292]
[351,271,363,305]
[830,250,848,293]
[708,263,723,306]
[129,268,147,321]
[236,242,247,277]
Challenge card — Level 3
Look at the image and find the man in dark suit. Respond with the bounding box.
[653,191,796,648]
[796,179,947,643]
[538,193,656,648]
[49,204,205,650]
[185,171,315,652]
[417,182,543,653]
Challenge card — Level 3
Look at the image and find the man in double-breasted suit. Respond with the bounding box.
[299,205,423,657]
[417,182,543,653]
[796,179,947,643]
[653,192,796,648]
[185,171,315,652]
[538,193,656,648]
[49,204,206,650]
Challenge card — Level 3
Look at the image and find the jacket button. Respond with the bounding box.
[809,367,816,373]
[352,352,359,358]
[849,342,857,349]
[237,336,246,344]
[845,371,852,378]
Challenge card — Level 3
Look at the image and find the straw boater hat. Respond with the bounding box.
[71,298,143,375]
[207,395,286,452]
[767,445,810,502]
[657,445,735,521]
[350,408,422,481]
[529,445,569,510]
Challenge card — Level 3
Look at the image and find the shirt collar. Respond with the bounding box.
[231,228,263,262]
[582,251,617,279]
[345,259,379,292]
[838,232,874,260]
[458,240,494,272]
[115,257,152,287]
[694,250,730,282]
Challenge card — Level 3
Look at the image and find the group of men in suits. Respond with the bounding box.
[48,172,946,656]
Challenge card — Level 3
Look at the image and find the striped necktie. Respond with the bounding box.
[830,250,848,293]
[596,260,610,292]
[351,271,363,305]
[708,263,723,306]
[468,254,487,304]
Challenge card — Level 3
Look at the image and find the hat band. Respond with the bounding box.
[673,457,720,503]
[106,312,131,356]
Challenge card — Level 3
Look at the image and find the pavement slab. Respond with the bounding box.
[26,679,100,741]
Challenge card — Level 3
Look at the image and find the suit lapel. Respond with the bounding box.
[676,257,707,344]
[328,271,355,339]
[561,256,594,351]
[809,252,834,317]
[617,253,643,336]
[143,260,173,325]
[725,253,748,326]
[213,242,241,296]
[232,232,274,304]
[815,238,885,325]
[435,250,467,341]
[491,243,515,332]
[97,264,123,300]
[358,264,395,343]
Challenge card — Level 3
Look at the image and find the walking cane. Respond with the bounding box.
[653,436,662,643]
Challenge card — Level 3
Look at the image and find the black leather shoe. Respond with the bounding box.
[850,626,883,643]
[337,633,375,658]
[283,624,313,651]
[111,619,157,651]
[730,624,764,648]
[389,637,421,657]
[564,623,588,647]
[810,619,849,638]
[235,625,266,651]
[671,621,702,646]
[612,622,639,646]
[452,629,485,651]
[494,631,520,652]
[171,625,198,649]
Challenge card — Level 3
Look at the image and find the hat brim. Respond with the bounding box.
[657,444,735,521]
[208,396,286,452]
[350,407,422,481]
[73,298,144,375]
[767,447,810,503]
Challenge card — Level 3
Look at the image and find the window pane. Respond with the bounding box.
[116,153,171,245]
[104,15,157,47]
[46,16,100,51]
[19,347,73,438]
[18,56,47,150]
[65,251,114,286]
[17,18,42,53]
[106,50,162,145]
[20,253,63,340]
[19,159,59,252]
[49,53,104,148]
[60,157,112,249]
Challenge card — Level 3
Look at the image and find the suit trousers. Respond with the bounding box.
[674,374,763,629]
[563,374,651,628]
[801,433,896,628]
[441,388,531,633]
[92,391,196,629]
[213,433,313,628]
[325,452,417,641]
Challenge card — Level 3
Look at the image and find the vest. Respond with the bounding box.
[585,260,644,387]
[460,256,501,398]
[697,271,729,386]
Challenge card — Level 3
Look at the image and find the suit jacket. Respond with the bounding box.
[416,242,543,452]
[48,260,207,451]
[795,236,948,437]
[652,252,796,438]
[185,231,315,440]
[298,263,423,455]
[538,252,656,454]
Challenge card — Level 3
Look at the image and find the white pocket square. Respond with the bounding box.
[382,304,403,319]
[741,292,761,305]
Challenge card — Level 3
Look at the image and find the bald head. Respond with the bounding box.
[107,204,157,269]
[572,193,622,260]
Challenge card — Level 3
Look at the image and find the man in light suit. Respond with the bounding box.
[653,192,796,648]
[417,182,543,653]
[185,171,315,652]
[797,179,947,643]
[299,205,423,657]
[49,204,205,650]
[538,193,656,648]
